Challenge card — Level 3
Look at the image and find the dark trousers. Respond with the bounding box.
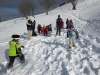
[56,26,61,35]
[38,29,42,33]
[32,29,35,36]
[7,54,25,69]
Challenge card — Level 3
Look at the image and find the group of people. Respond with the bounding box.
[26,19,36,40]
[56,15,79,50]
[37,24,52,36]
[7,15,79,71]
[26,19,53,40]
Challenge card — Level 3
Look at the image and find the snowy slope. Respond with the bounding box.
[0,0,100,75]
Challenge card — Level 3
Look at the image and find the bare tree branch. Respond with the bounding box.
[62,0,78,10]
[39,0,56,15]
[18,0,36,19]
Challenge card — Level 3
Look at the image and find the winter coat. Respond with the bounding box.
[66,20,70,29]
[56,18,63,27]
[67,29,75,38]
[48,26,52,31]
[37,25,42,32]
[46,25,52,32]
[26,20,32,30]
[42,27,48,34]
[8,40,22,56]
[32,21,36,30]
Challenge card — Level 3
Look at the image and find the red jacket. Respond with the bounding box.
[62,22,64,27]
[42,27,48,34]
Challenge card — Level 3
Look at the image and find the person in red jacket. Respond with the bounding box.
[42,25,48,36]
[62,21,64,28]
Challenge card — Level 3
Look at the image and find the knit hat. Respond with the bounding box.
[70,19,73,23]
[12,34,21,40]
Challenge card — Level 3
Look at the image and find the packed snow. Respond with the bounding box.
[0,0,100,75]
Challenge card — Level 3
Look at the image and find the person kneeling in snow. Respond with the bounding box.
[7,35,25,70]
[47,24,52,37]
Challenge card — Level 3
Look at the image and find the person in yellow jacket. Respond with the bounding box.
[7,35,25,70]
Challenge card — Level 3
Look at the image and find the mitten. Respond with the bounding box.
[21,45,24,48]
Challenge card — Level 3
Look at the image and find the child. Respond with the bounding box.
[7,35,25,70]
[42,25,48,36]
[47,24,52,36]
[37,24,42,34]
[67,26,76,50]
[66,18,70,29]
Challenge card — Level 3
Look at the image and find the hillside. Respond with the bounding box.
[0,0,100,75]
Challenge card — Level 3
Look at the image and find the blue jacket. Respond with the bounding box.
[67,29,74,38]
[70,24,74,28]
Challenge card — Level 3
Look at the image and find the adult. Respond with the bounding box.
[32,20,37,36]
[26,19,32,40]
[56,15,63,36]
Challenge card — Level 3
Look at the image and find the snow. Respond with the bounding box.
[0,0,100,75]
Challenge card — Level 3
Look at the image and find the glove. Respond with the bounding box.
[19,53,22,57]
[21,45,24,48]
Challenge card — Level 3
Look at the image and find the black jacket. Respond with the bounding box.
[32,21,36,29]
[56,18,62,27]
[48,26,52,31]
[26,20,32,30]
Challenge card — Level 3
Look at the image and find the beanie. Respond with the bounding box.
[12,34,21,40]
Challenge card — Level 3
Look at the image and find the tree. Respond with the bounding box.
[70,0,78,10]
[29,0,36,17]
[39,0,56,15]
[18,0,36,19]
[63,0,78,10]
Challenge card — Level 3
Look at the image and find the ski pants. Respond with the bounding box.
[68,38,76,48]
[7,54,25,69]
[56,26,61,35]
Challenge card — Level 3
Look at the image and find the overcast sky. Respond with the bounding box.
[0,0,22,8]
